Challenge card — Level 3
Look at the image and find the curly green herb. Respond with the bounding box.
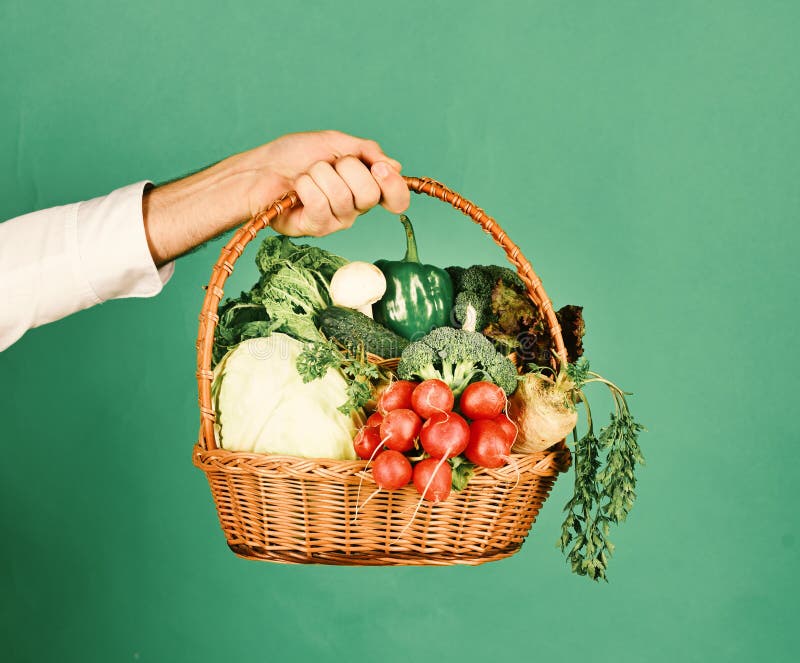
[558,359,645,581]
[297,339,383,415]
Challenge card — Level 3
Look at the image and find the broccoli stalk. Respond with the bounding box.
[397,327,519,396]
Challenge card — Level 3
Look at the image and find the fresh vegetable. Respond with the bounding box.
[557,305,586,362]
[353,425,383,460]
[329,261,387,318]
[464,419,513,468]
[492,413,518,444]
[212,290,275,366]
[296,339,383,415]
[397,327,519,396]
[373,215,454,340]
[372,450,413,490]
[213,236,347,364]
[449,456,476,491]
[366,412,384,428]
[446,264,524,333]
[420,412,470,459]
[411,379,454,419]
[557,360,645,582]
[318,306,409,359]
[459,381,506,420]
[445,263,585,367]
[380,409,422,452]
[509,369,579,453]
[483,277,542,355]
[212,334,358,460]
[412,458,452,502]
[486,282,586,367]
[377,380,417,415]
[501,358,644,581]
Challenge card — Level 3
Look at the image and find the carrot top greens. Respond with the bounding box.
[558,359,646,581]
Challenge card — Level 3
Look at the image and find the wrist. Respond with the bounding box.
[142,147,288,265]
[142,161,268,265]
[217,148,286,219]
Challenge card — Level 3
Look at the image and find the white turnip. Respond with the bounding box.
[508,370,578,453]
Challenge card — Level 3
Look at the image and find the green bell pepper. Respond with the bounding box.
[373,215,454,340]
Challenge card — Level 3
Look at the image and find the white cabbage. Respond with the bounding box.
[212,334,358,460]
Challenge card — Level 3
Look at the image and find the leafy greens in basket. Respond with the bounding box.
[213,236,347,365]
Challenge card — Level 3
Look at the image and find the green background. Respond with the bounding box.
[1,1,798,661]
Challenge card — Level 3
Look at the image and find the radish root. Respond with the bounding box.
[353,434,390,522]
[393,454,448,543]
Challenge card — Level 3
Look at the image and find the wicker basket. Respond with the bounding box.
[193,176,572,566]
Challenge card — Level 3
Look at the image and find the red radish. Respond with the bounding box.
[411,379,454,419]
[366,412,384,428]
[380,408,422,452]
[353,426,383,460]
[459,381,506,420]
[420,411,470,459]
[372,450,413,490]
[493,413,518,445]
[465,419,513,468]
[378,380,417,414]
[412,458,452,502]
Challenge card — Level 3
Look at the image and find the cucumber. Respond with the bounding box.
[318,306,409,359]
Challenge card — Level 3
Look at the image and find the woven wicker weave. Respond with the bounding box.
[193,176,572,566]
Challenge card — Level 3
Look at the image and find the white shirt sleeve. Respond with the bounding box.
[0,181,175,351]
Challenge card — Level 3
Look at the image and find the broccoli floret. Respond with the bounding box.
[480,264,525,291]
[478,350,520,396]
[446,264,525,332]
[453,291,491,332]
[445,266,466,293]
[448,266,494,331]
[397,327,519,395]
[395,340,440,382]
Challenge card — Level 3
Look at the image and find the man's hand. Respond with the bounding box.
[240,131,410,236]
[142,130,410,265]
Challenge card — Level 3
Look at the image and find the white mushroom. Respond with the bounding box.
[329,262,387,318]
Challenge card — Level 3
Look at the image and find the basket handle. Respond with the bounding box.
[196,176,567,450]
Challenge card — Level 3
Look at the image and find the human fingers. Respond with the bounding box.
[371,161,411,214]
[333,156,382,215]
[307,161,357,225]
[324,130,402,171]
[284,173,340,237]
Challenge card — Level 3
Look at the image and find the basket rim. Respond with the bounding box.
[192,442,572,482]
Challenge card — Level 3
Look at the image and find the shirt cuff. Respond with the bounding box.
[76,181,175,302]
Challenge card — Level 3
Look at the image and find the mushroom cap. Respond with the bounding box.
[330,261,387,308]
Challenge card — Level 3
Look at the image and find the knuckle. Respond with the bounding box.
[336,154,361,168]
[308,160,331,176]
[295,172,314,189]
[361,182,382,208]
[332,188,354,212]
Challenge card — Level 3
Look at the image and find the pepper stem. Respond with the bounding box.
[399,214,420,263]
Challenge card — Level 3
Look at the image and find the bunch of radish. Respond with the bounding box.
[352,379,518,505]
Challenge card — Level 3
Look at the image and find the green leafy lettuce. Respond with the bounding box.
[212,236,347,365]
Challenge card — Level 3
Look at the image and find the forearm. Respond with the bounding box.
[141,155,278,266]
